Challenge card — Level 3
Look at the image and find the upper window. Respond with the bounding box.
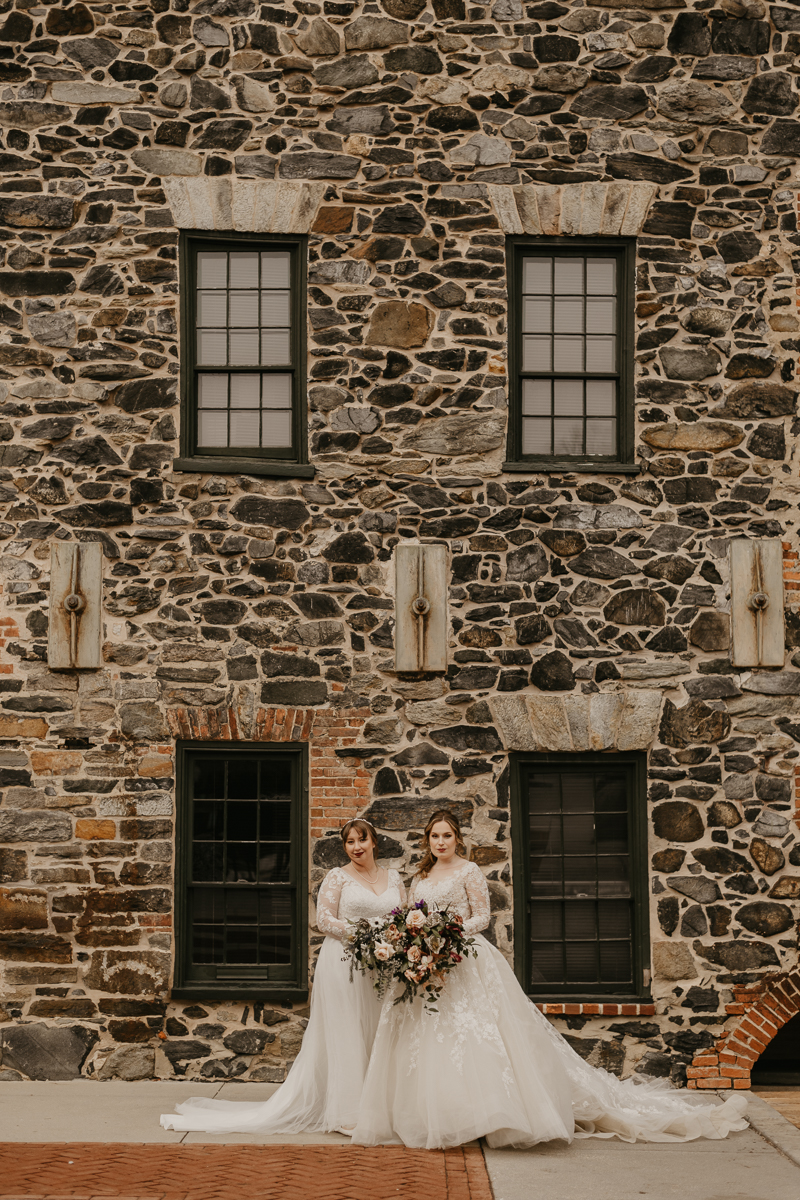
[511,752,649,1000]
[174,743,308,1000]
[176,232,312,477]
[505,239,635,473]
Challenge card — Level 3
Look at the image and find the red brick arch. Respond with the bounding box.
[687,973,800,1090]
[166,702,371,838]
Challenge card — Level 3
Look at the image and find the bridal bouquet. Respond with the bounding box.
[343,900,477,1010]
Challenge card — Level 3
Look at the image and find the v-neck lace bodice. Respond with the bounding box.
[317,866,405,940]
[409,861,490,936]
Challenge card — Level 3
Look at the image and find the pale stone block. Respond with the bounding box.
[490,695,538,751]
[616,690,662,750]
[620,182,658,235]
[487,185,524,234]
[52,82,135,104]
[131,150,202,176]
[513,186,541,235]
[599,181,632,235]
[527,695,573,751]
[560,184,584,236]
[578,182,608,236]
[564,695,591,750]
[653,941,698,981]
[536,185,562,236]
[589,692,624,750]
[405,700,454,726]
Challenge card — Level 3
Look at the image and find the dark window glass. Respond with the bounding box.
[179,234,306,470]
[180,748,303,989]
[516,756,647,997]
[509,241,632,468]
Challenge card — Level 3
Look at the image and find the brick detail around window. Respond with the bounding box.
[687,973,800,1090]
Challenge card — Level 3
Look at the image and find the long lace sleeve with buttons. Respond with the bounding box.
[315,868,348,940]
[462,862,491,935]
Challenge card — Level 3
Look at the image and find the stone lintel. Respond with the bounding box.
[162,178,326,234]
[490,690,662,753]
[487,181,658,238]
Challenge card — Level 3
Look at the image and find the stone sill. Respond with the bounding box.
[173,456,315,478]
[535,1002,656,1016]
[502,460,641,475]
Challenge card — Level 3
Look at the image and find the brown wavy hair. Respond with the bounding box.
[416,809,467,879]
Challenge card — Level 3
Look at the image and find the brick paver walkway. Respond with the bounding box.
[0,1143,493,1200]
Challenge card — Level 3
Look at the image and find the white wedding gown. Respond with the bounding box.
[351,861,749,1150]
[160,867,405,1134]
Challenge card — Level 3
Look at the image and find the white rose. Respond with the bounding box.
[374,941,395,961]
[407,909,426,929]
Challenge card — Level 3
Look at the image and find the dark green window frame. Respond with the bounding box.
[175,230,313,479]
[510,752,650,1002]
[504,238,637,475]
[173,741,309,1002]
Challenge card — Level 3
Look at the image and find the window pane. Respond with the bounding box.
[531,857,563,895]
[596,775,628,812]
[258,843,291,882]
[198,410,228,447]
[194,758,225,799]
[586,379,615,416]
[262,250,291,288]
[197,251,226,288]
[586,297,616,335]
[562,776,594,812]
[262,373,292,408]
[566,942,598,982]
[227,800,257,838]
[261,330,291,365]
[193,925,223,964]
[230,291,259,327]
[554,298,583,334]
[260,801,292,840]
[523,298,551,333]
[259,929,292,964]
[599,900,631,939]
[531,901,563,940]
[197,330,227,365]
[530,812,562,855]
[522,417,550,455]
[198,374,227,409]
[261,290,291,327]
[586,419,616,455]
[554,257,583,294]
[226,843,257,882]
[586,336,616,372]
[260,889,293,924]
[227,926,258,964]
[554,418,583,455]
[522,336,551,372]
[262,409,293,448]
[565,901,596,940]
[194,801,224,840]
[226,888,258,923]
[554,336,583,373]
[554,380,583,416]
[193,842,223,882]
[586,257,616,295]
[260,761,292,802]
[523,256,551,294]
[229,329,260,365]
[531,942,564,983]
[197,291,227,327]
[600,942,631,982]
[230,374,260,408]
[229,251,259,289]
[529,775,560,813]
[522,379,550,416]
[230,410,261,447]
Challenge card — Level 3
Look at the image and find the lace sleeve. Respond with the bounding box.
[463,862,491,935]
[316,868,347,940]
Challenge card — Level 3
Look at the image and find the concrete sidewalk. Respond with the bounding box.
[1,1083,799,1200]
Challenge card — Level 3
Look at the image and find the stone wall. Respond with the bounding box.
[0,0,800,1085]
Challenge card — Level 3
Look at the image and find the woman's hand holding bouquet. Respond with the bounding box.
[343,900,477,1010]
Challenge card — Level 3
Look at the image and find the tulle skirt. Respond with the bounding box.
[351,935,749,1150]
[160,936,382,1134]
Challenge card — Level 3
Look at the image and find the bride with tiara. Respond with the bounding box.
[162,809,749,1149]
[161,817,403,1136]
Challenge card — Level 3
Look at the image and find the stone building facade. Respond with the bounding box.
[1,0,800,1090]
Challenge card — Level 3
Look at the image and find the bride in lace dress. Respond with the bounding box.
[351,810,749,1151]
[160,819,405,1135]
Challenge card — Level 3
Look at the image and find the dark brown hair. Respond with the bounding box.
[416,809,467,879]
[340,818,379,856]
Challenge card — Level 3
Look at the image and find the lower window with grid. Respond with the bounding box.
[174,743,307,1000]
[511,753,649,999]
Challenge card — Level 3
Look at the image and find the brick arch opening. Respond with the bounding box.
[687,973,800,1091]
[166,701,371,838]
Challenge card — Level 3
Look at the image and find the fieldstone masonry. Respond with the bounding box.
[0,0,798,1089]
